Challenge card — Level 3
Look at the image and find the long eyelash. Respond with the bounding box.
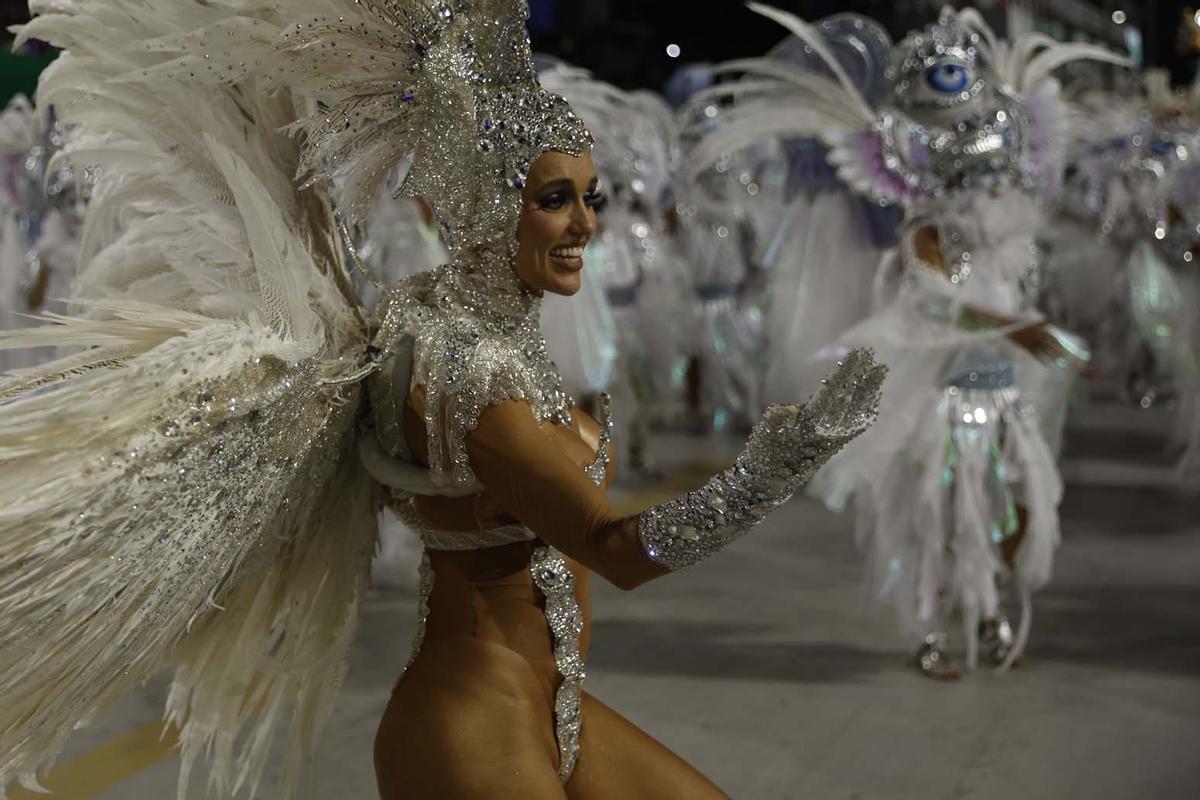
[538,187,604,210]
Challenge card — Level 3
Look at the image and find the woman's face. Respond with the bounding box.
[515,149,601,296]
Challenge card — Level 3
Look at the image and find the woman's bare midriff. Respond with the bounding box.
[426,543,592,704]
[374,389,601,796]
[374,541,593,797]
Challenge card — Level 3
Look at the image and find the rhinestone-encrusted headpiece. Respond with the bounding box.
[888,12,987,114]
[285,0,593,271]
[879,8,1028,197]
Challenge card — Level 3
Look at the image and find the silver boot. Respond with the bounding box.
[978,616,1016,666]
[915,632,961,681]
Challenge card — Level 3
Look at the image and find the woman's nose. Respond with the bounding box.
[570,204,596,237]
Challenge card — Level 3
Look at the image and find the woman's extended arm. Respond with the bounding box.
[462,350,885,590]
[465,399,663,589]
[912,224,1088,368]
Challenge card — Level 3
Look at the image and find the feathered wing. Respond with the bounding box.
[684,6,901,204]
[685,61,876,176]
[18,0,361,336]
[0,318,374,799]
[1,1,381,797]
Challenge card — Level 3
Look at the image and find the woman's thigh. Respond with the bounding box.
[567,693,729,800]
[375,636,566,800]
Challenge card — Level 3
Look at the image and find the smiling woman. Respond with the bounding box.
[516,150,602,295]
[0,1,884,799]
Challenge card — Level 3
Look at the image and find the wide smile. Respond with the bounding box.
[548,244,586,272]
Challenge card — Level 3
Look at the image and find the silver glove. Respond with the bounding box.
[639,348,886,570]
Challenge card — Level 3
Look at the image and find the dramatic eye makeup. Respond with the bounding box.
[534,178,571,209]
[535,178,602,211]
[584,181,606,211]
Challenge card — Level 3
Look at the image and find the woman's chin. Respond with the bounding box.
[544,272,583,297]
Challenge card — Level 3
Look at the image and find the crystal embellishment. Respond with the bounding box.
[639,349,886,571]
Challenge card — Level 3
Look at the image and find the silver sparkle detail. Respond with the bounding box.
[639,349,885,570]
[405,551,435,671]
[530,546,586,782]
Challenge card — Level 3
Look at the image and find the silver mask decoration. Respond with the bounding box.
[880,12,1029,197]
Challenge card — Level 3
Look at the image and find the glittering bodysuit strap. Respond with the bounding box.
[530,547,585,782]
[529,393,611,782]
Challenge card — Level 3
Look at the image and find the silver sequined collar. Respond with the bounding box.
[448,242,543,326]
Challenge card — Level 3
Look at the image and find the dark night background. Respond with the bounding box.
[523,0,1196,92]
[0,1,1197,104]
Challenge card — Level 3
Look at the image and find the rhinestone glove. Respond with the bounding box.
[639,348,886,570]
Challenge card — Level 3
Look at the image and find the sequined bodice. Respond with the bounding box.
[372,261,575,489]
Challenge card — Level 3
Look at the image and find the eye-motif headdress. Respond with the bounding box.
[889,12,990,114]
[688,3,1127,208]
[878,10,1034,198]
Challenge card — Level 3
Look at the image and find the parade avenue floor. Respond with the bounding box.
[16,401,1200,800]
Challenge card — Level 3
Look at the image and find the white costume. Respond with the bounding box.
[0,95,87,372]
[690,4,1124,670]
[1065,74,1200,480]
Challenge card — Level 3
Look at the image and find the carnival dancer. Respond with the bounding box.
[0,1,883,796]
[691,4,1123,677]
[0,94,88,371]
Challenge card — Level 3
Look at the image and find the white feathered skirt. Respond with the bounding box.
[811,338,1064,668]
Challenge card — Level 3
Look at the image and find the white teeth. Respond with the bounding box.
[550,246,584,258]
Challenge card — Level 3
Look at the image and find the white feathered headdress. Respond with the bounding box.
[180,0,595,258]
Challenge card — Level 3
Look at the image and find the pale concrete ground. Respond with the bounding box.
[35,400,1200,799]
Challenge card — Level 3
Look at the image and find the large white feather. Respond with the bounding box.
[745,2,875,124]
[682,4,878,183]
[955,7,1130,93]
[0,1,387,797]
